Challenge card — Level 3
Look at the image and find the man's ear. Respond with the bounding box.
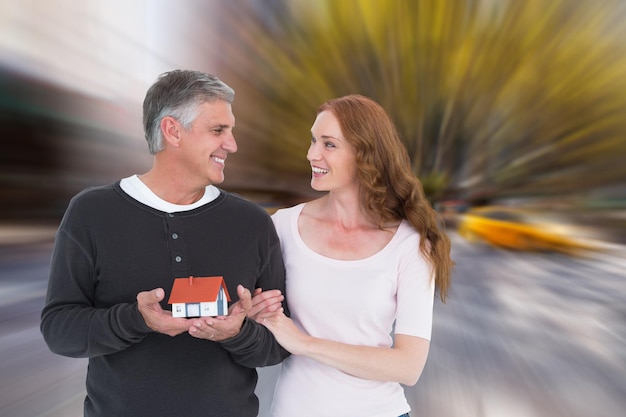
[161,116,182,148]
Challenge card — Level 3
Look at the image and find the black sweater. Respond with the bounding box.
[41,182,289,417]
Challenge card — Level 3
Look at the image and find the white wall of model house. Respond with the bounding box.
[171,287,229,318]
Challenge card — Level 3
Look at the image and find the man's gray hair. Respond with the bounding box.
[143,70,235,154]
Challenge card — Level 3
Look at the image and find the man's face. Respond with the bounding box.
[179,100,237,186]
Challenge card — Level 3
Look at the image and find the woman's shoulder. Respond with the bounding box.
[272,202,306,218]
[271,203,309,235]
[394,220,422,247]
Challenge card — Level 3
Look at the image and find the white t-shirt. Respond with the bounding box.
[270,204,435,417]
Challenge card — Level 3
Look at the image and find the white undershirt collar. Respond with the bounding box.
[119,174,220,213]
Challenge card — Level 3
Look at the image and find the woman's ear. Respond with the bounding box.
[161,116,182,148]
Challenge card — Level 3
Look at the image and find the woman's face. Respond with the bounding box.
[307,110,359,193]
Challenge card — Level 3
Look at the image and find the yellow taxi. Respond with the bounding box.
[457,206,598,255]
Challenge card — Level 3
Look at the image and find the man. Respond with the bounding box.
[41,70,288,417]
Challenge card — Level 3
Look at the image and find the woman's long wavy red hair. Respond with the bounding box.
[319,95,453,301]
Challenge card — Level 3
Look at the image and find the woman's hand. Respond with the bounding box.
[259,311,309,355]
[247,288,284,321]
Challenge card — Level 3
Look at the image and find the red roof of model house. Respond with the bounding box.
[167,276,232,304]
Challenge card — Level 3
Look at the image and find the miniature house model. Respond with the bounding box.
[168,276,231,318]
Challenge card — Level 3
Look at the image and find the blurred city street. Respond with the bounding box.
[1,231,624,417]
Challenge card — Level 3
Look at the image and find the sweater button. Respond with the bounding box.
[172,233,179,239]
[175,256,182,262]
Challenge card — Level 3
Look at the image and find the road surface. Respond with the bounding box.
[1,234,624,417]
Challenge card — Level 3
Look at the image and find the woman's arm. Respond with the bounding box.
[259,312,430,386]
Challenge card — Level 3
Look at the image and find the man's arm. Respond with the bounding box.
[188,284,290,367]
[40,227,153,357]
[193,217,290,367]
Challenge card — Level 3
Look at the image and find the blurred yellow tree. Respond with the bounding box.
[211,0,626,204]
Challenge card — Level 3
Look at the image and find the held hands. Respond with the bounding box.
[137,285,281,342]
[136,288,192,337]
[248,288,306,355]
[188,284,251,341]
[248,287,284,320]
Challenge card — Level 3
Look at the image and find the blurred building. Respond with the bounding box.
[0,1,313,223]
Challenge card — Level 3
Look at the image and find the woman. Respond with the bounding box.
[255,94,453,417]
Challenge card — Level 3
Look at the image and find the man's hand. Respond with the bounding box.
[136,288,192,336]
[247,288,284,321]
[188,285,251,341]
